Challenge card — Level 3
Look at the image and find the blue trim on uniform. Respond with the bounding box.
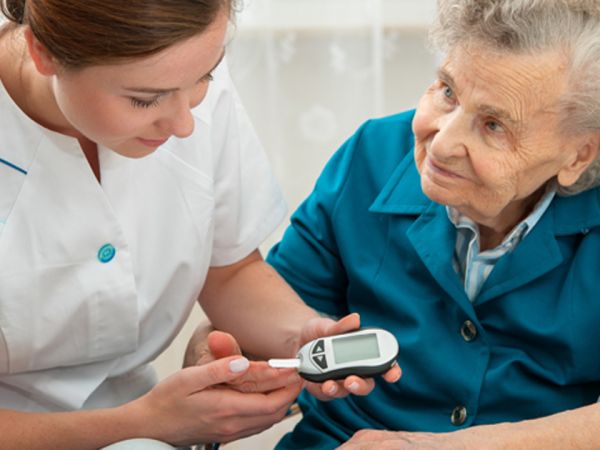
[0,157,27,175]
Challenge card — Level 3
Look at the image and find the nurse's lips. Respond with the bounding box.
[138,137,170,147]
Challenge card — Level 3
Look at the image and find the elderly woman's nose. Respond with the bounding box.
[430,112,468,159]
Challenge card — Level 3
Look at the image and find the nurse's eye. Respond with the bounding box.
[130,96,162,109]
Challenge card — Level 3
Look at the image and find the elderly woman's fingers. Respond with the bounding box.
[300,313,361,344]
[342,376,375,396]
[207,330,243,359]
[382,363,402,383]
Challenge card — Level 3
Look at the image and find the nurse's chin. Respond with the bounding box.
[108,143,159,159]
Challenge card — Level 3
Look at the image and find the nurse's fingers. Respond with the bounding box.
[196,392,297,444]
[180,356,250,392]
[228,361,303,393]
[216,401,296,443]
[215,379,304,418]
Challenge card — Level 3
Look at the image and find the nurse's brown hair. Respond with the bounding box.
[0,0,233,69]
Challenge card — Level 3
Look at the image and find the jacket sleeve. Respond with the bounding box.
[266,123,371,318]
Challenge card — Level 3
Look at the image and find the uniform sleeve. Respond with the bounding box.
[208,60,287,266]
[267,125,370,318]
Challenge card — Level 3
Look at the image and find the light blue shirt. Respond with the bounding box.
[448,184,557,302]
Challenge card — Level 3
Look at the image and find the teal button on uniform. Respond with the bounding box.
[97,243,116,263]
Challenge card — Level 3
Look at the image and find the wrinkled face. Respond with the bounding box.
[50,11,228,158]
[413,44,591,230]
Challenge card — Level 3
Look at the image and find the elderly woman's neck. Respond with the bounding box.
[476,186,547,251]
[478,226,513,251]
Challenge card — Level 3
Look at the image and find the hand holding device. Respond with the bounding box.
[268,328,399,382]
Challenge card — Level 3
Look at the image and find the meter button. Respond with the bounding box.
[313,354,328,370]
[312,340,325,354]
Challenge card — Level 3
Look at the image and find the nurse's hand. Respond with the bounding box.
[191,327,305,394]
[130,355,303,446]
[300,313,402,401]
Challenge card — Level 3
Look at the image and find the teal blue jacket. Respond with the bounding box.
[267,110,600,450]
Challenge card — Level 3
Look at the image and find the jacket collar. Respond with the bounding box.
[368,148,431,216]
[552,187,600,235]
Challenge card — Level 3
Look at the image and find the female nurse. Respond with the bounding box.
[0,0,400,448]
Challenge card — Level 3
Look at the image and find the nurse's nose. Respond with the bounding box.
[429,109,468,161]
[157,98,196,139]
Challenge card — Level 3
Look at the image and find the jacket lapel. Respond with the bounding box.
[369,147,600,312]
[370,150,475,317]
[476,211,562,304]
[477,185,600,304]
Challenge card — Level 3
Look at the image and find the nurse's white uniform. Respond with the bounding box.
[0,61,286,412]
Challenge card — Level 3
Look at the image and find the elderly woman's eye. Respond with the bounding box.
[486,120,503,132]
[443,85,454,98]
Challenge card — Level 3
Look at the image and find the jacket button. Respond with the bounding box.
[97,243,116,263]
[451,405,467,426]
[460,320,477,342]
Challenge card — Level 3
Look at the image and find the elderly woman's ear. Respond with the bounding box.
[557,134,600,188]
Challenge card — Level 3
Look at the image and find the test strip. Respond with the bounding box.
[268,358,301,369]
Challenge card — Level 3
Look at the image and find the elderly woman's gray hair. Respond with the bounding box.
[429,0,600,195]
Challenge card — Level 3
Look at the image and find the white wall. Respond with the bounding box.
[152,1,438,448]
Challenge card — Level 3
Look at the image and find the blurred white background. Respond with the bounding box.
[152,0,438,448]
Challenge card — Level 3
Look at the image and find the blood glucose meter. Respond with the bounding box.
[268,328,399,382]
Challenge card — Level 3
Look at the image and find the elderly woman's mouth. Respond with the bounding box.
[427,158,465,180]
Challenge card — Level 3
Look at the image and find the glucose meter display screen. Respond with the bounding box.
[332,333,380,364]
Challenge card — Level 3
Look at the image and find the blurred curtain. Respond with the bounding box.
[227,0,439,248]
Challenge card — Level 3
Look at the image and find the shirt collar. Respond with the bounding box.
[447,181,557,250]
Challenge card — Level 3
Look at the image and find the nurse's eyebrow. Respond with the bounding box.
[124,50,225,94]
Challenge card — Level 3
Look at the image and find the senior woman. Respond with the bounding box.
[266,0,600,448]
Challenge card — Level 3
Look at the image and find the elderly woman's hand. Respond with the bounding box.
[337,428,488,450]
[299,313,402,401]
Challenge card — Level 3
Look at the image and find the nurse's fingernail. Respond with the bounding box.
[328,384,338,395]
[229,358,249,373]
[348,382,360,393]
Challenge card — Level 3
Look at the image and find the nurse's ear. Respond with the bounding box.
[24,26,59,76]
